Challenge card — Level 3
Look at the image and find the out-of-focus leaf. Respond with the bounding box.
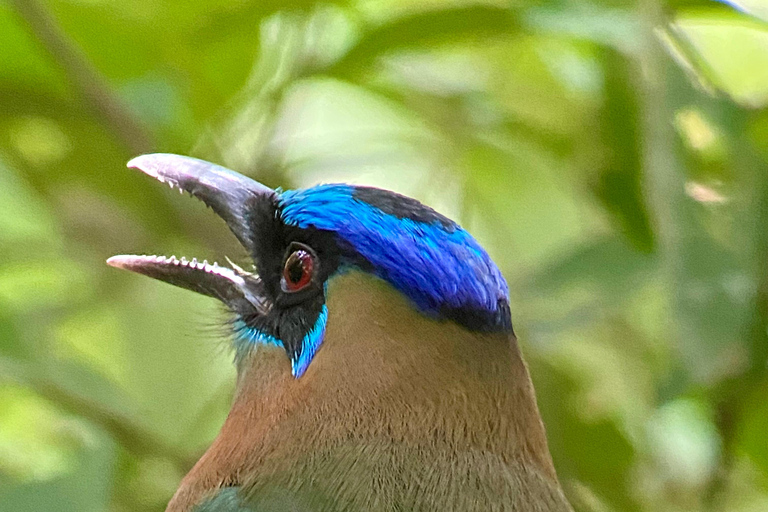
[594,48,655,253]
[326,6,519,77]
[115,274,234,448]
[0,159,60,251]
[53,306,127,388]
[191,0,341,44]
[646,398,721,491]
[668,13,768,108]
[273,77,438,182]
[531,357,639,512]
[463,140,597,272]
[737,380,768,476]
[0,4,66,93]
[0,386,78,482]
[525,235,656,301]
[0,387,116,512]
[665,201,752,384]
[524,6,641,54]
[718,0,768,22]
[0,260,89,312]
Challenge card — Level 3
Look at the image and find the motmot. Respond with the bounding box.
[108,154,572,512]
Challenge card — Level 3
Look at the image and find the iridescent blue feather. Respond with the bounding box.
[234,184,509,378]
[280,185,509,317]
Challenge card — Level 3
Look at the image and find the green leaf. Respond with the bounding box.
[594,49,655,253]
[326,6,519,77]
[719,0,768,23]
[0,387,117,512]
[531,356,640,512]
[668,12,768,108]
[525,235,656,301]
[737,380,768,476]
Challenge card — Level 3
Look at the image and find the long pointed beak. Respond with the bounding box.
[126,153,275,253]
[107,154,276,316]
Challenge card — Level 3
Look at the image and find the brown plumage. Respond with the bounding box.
[167,272,571,512]
[108,153,572,511]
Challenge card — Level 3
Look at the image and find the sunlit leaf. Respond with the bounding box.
[718,0,768,23]
[669,13,768,108]
[327,6,518,77]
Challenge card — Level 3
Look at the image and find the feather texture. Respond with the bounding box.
[167,272,571,512]
[280,185,511,332]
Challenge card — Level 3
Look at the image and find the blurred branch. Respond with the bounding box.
[638,1,687,298]
[9,0,153,154]
[638,3,731,506]
[706,398,737,511]
[0,356,197,472]
[664,23,724,99]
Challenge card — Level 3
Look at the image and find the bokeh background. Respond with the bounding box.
[1,0,767,510]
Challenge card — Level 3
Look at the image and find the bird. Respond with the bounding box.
[107,154,572,512]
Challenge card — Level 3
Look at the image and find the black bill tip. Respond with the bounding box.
[126,153,275,254]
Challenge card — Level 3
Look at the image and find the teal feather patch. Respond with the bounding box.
[194,486,330,512]
[194,487,251,512]
[233,304,328,378]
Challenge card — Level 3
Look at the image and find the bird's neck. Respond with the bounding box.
[167,272,560,511]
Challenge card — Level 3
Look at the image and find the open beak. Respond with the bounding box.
[107,154,275,316]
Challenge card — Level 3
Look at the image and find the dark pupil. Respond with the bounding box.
[287,256,305,284]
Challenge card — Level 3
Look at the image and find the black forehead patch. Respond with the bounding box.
[352,186,456,230]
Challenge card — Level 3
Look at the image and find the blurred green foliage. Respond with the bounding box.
[0,0,767,510]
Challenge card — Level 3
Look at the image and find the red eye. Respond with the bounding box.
[282,249,314,292]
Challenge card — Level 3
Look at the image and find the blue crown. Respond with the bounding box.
[279,184,511,332]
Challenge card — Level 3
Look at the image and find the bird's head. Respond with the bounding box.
[108,154,512,378]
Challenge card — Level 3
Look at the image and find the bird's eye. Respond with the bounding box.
[282,249,314,292]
